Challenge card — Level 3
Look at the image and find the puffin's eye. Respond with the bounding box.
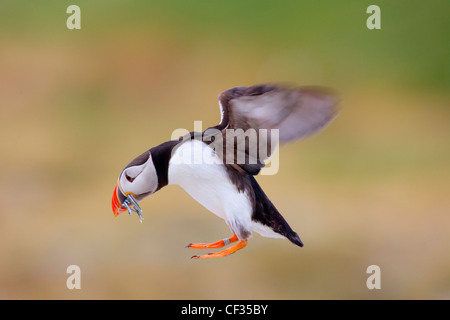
[125,174,135,182]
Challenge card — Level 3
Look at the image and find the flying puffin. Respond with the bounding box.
[111,84,339,259]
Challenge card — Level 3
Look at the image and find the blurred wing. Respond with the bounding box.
[212,84,339,175]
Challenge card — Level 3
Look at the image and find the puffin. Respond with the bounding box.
[111,84,339,259]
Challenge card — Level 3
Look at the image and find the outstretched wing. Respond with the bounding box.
[209,84,339,175]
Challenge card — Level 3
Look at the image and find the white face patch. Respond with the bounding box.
[119,152,158,197]
[218,100,225,123]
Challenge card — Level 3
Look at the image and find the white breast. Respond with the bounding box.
[167,139,253,232]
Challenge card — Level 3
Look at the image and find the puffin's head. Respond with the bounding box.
[111,149,159,221]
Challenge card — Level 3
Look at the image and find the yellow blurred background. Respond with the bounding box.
[0,1,449,299]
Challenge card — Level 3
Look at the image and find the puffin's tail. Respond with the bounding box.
[249,176,304,247]
[289,232,304,247]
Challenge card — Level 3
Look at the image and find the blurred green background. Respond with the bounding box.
[0,0,449,299]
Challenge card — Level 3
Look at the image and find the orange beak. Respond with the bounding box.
[111,183,127,216]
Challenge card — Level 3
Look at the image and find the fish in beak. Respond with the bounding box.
[111,183,144,223]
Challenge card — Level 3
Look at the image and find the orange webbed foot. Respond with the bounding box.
[190,240,247,259]
[186,234,239,249]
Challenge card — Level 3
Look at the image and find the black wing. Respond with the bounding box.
[207,84,339,175]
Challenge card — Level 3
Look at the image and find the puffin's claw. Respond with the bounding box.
[186,234,239,249]
[190,240,248,259]
[186,234,247,259]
